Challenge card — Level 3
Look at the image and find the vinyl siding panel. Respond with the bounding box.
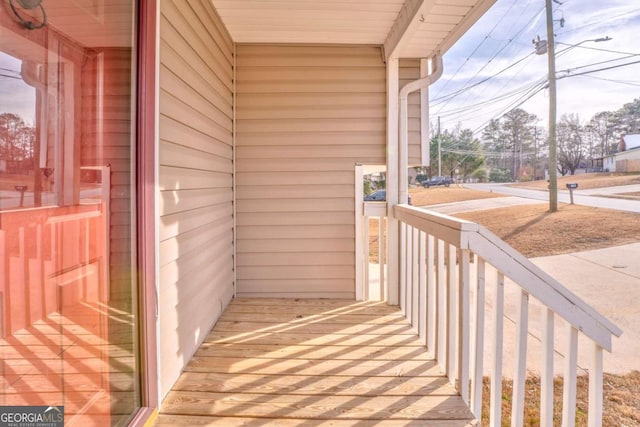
[235,45,386,298]
[400,59,423,166]
[158,0,234,400]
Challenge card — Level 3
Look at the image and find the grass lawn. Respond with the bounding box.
[456,203,640,257]
[409,185,503,206]
[481,372,640,427]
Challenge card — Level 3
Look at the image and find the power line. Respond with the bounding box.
[441,147,538,158]
[0,73,22,80]
[0,67,20,75]
[557,54,640,75]
[443,79,546,134]
[558,59,640,79]
[576,74,640,87]
[471,81,548,135]
[438,78,546,121]
[431,0,522,100]
[556,42,640,57]
[431,52,536,105]
[465,57,640,136]
[557,7,640,36]
[434,5,546,115]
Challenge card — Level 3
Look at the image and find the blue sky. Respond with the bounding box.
[429,0,640,135]
[0,52,34,124]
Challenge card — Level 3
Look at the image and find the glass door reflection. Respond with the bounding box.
[0,2,138,425]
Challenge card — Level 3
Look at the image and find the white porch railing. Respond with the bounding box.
[361,201,622,427]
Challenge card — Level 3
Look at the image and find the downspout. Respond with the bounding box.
[398,55,444,204]
[232,43,237,298]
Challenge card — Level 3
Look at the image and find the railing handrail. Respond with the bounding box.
[394,203,622,351]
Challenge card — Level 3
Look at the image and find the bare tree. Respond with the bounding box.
[557,114,585,175]
[585,111,616,157]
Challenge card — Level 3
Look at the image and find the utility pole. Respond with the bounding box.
[545,0,558,212]
[437,116,442,176]
[534,126,538,180]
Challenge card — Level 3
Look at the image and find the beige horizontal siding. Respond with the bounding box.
[158,0,234,400]
[236,44,386,298]
[400,59,423,166]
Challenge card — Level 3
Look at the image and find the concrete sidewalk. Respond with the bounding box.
[496,243,640,376]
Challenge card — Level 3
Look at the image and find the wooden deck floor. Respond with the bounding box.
[155,298,475,426]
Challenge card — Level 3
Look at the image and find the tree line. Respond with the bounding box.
[425,98,640,182]
[0,112,35,173]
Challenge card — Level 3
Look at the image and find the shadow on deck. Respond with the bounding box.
[154,298,475,426]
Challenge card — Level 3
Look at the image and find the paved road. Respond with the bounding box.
[422,196,541,214]
[465,183,640,213]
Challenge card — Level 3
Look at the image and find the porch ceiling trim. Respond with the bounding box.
[210,0,496,60]
[384,0,429,60]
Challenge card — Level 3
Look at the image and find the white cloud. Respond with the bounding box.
[431,0,640,133]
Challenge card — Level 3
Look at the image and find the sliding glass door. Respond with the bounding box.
[0,1,139,424]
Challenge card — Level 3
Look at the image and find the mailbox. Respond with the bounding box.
[566,183,578,189]
[15,185,27,192]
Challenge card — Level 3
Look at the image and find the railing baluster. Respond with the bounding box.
[400,222,407,314]
[490,271,505,426]
[391,205,619,427]
[512,289,529,427]
[363,215,370,300]
[19,227,28,328]
[447,244,457,384]
[412,227,419,328]
[405,224,413,322]
[458,249,470,404]
[379,215,385,300]
[588,344,604,427]
[471,257,486,417]
[541,307,555,427]
[437,238,446,371]
[426,234,436,352]
[418,230,427,343]
[37,224,45,322]
[562,325,579,427]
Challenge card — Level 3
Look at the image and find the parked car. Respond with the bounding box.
[364,189,412,205]
[421,176,454,188]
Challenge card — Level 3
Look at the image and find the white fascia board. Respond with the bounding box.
[384,0,429,60]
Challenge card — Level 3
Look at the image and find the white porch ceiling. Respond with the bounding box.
[210,0,495,59]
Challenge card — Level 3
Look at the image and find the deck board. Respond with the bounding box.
[155,298,475,426]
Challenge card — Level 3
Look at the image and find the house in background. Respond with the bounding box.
[602,134,640,172]
[0,1,621,426]
[615,134,640,172]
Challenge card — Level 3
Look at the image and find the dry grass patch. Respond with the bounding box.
[457,203,640,257]
[409,185,503,206]
[511,173,640,191]
[367,187,503,262]
[481,371,640,427]
[368,217,386,264]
